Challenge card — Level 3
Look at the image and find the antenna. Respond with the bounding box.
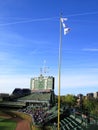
[40,67,43,76]
[44,60,46,74]
[43,60,49,75]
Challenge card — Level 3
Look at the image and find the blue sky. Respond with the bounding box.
[0,0,98,95]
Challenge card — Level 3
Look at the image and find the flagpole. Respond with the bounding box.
[58,14,62,130]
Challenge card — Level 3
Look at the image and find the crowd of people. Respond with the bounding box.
[18,104,50,125]
[33,109,45,124]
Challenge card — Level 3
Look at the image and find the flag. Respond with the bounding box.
[60,18,70,35]
[64,28,70,35]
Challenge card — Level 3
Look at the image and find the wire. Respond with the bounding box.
[65,11,98,17]
[0,11,98,26]
[0,17,59,26]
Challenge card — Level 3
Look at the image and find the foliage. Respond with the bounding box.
[61,94,77,107]
[83,98,98,116]
[60,94,98,117]
[83,99,94,111]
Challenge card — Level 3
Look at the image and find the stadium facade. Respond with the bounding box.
[16,74,56,107]
[30,74,54,91]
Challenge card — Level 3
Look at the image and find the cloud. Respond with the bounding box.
[0,69,98,95]
[54,69,98,95]
[61,75,98,87]
[82,48,98,52]
[56,75,98,88]
[0,30,51,49]
[0,29,54,76]
[0,75,31,94]
[67,11,98,17]
[0,50,26,76]
[0,30,30,48]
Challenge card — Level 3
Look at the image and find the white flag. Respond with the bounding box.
[60,18,70,35]
[64,28,70,35]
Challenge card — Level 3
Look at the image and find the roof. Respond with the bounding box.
[17,92,51,102]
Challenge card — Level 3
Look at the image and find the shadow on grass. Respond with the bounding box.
[0,126,11,130]
[0,120,16,130]
[0,118,16,122]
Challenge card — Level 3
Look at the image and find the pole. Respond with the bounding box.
[58,14,62,130]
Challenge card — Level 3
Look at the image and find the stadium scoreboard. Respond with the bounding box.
[30,74,54,90]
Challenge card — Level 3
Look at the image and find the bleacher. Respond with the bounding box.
[0,101,26,108]
[18,92,51,101]
[60,116,83,130]
[59,112,98,130]
[46,112,83,130]
[42,107,98,130]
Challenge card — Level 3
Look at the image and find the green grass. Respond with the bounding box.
[0,118,16,130]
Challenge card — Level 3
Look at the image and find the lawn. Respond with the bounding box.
[0,117,17,130]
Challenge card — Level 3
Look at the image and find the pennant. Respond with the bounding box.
[64,28,70,35]
[60,18,70,35]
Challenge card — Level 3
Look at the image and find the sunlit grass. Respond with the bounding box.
[0,117,16,130]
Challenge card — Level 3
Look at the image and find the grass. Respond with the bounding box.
[0,117,17,130]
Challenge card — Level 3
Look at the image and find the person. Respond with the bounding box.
[86,111,90,124]
[73,108,76,118]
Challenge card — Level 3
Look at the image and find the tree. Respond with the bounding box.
[83,98,95,110]
[83,98,98,116]
[64,94,76,107]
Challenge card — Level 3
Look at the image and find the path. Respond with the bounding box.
[15,119,31,130]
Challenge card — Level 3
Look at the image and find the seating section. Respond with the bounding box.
[18,92,51,101]
[43,108,85,130]
[60,115,83,130]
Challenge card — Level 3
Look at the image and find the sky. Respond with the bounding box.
[0,0,98,95]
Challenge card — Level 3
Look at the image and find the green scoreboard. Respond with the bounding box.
[30,74,54,90]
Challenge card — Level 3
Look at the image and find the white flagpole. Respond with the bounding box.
[58,14,62,130]
[58,15,69,130]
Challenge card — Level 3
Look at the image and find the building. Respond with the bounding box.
[86,93,94,99]
[29,74,55,106]
[77,94,83,99]
[94,92,98,99]
[0,93,9,97]
[12,88,31,96]
[0,93,9,101]
[77,94,84,108]
[30,74,55,91]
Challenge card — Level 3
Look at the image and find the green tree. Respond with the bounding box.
[64,94,76,107]
[83,98,98,116]
[83,98,95,111]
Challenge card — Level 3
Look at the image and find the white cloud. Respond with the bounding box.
[0,70,98,95]
[0,75,31,94]
[61,75,98,87]
[54,71,98,95]
[82,48,98,52]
